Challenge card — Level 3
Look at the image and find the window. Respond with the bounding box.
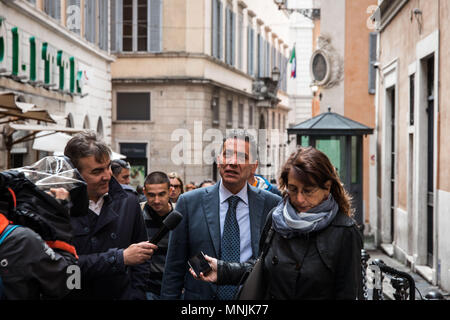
[368,32,377,94]
[113,0,162,53]
[272,111,275,129]
[272,45,276,73]
[238,12,243,70]
[212,96,220,125]
[123,0,133,51]
[83,115,90,129]
[265,39,270,77]
[212,0,223,59]
[247,25,254,76]
[98,0,109,50]
[226,99,233,127]
[225,5,235,66]
[257,33,263,78]
[66,0,81,35]
[83,0,107,46]
[84,0,96,43]
[409,74,415,126]
[117,92,151,120]
[97,117,104,138]
[249,105,254,126]
[238,103,244,128]
[44,0,61,21]
[137,0,148,51]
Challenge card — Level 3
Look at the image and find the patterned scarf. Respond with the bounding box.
[272,193,339,238]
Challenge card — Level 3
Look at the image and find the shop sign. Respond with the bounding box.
[0,17,84,94]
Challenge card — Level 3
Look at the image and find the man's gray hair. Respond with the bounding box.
[222,129,258,162]
[64,130,111,170]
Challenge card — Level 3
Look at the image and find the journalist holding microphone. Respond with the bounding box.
[64,131,157,300]
[190,147,364,300]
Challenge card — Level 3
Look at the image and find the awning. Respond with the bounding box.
[0,92,56,124]
[0,92,22,111]
[9,123,84,133]
[33,130,126,160]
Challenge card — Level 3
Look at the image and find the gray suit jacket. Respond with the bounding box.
[161,182,281,300]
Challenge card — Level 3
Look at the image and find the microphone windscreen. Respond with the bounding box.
[162,210,183,230]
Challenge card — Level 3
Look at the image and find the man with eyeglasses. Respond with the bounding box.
[161,130,281,300]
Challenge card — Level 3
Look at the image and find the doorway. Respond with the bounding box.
[386,87,396,243]
[425,56,434,267]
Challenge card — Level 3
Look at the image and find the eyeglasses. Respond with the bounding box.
[170,184,182,189]
[287,186,320,198]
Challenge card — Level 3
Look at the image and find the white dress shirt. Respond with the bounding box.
[218,181,252,262]
[88,194,108,216]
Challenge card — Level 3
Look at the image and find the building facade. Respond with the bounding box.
[297,0,377,231]
[375,0,450,292]
[111,0,292,187]
[0,0,114,169]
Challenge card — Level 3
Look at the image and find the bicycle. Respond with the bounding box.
[361,249,445,300]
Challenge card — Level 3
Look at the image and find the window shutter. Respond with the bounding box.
[265,39,270,77]
[218,1,223,60]
[149,0,162,52]
[66,0,81,34]
[238,13,243,69]
[231,11,235,66]
[84,0,96,44]
[272,45,276,73]
[368,32,377,94]
[247,26,251,75]
[225,7,230,64]
[257,34,263,78]
[99,0,108,51]
[212,0,218,58]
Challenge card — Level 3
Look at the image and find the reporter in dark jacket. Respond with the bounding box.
[64,131,156,300]
[191,147,364,300]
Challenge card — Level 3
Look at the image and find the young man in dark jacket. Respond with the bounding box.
[141,171,177,300]
[64,131,157,300]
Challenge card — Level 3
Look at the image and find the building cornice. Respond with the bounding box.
[112,77,257,99]
[378,0,409,32]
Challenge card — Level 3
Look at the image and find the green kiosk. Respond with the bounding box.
[287,108,373,231]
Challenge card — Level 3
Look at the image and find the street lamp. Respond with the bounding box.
[271,66,280,84]
[273,0,320,20]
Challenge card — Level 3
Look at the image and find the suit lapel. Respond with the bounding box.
[202,184,221,257]
[247,186,264,257]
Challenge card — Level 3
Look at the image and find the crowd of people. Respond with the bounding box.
[0,129,363,300]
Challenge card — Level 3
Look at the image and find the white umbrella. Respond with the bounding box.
[33,131,126,160]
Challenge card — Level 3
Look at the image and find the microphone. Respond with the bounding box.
[149,210,183,245]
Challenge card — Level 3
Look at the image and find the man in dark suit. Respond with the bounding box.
[64,131,157,299]
[161,130,281,300]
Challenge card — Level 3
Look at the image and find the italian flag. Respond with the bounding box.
[289,46,296,78]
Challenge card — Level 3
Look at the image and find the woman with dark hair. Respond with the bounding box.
[190,147,364,300]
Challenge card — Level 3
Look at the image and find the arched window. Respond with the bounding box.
[96,117,104,138]
[83,115,90,129]
[66,113,74,128]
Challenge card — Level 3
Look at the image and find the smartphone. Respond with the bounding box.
[188,251,212,277]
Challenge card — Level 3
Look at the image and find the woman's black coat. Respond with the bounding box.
[218,210,364,300]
